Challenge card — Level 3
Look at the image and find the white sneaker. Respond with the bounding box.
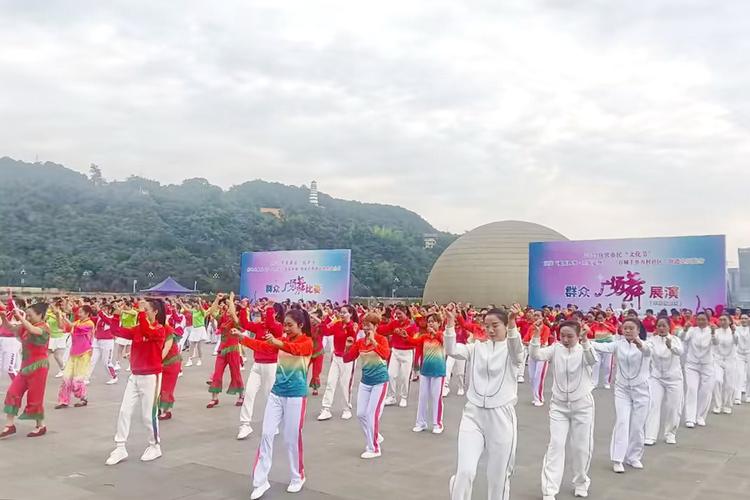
[341,409,352,420]
[237,425,253,440]
[685,422,695,429]
[178,371,184,378]
[55,371,64,378]
[399,399,408,408]
[745,397,750,404]
[457,387,465,396]
[114,363,121,371]
[697,418,706,427]
[613,462,625,473]
[84,379,91,386]
[665,435,677,445]
[723,407,733,415]
[574,487,589,498]
[196,359,202,366]
[185,359,193,367]
[449,475,456,495]
[360,450,381,459]
[543,496,556,500]
[712,407,721,415]
[443,387,450,397]
[384,397,397,406]
[378,434,384,444]
[250,482,270,500]
[517,375,525,383]
[432,425,444,434]
[106,377,119,385]
[413,425,427,433]
[626,460,643,469]
[604,384,611,389]
[105,446,128,466]
[317,408,332,421]
[287,478,305,493]
[734,399,742,405]
[644,439,656,446]
[533,401,544,407]
[140,444,162,462]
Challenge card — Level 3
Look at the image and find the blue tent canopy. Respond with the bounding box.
[141,277,194,295]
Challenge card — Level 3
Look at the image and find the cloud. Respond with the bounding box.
[0,0,749,263]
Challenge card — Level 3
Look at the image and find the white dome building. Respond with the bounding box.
[423,220,567,306]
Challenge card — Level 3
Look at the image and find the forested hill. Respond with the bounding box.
[0,157,455,296]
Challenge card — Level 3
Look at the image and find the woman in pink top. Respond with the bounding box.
[56,304,95,409]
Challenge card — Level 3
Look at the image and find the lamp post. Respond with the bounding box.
[20,267,26,291]
[391,276,400,298]
[82,270,92,292]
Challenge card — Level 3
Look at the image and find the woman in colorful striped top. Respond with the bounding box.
[343,312,391,459]
[238,308,313,500]
[404,311,446,434]
[1,302,51,438]
[158,321,182,421]
[56,305,95,409]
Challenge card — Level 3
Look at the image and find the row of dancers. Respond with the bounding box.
[1,294,748,500]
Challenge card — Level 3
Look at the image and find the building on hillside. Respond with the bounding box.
[423,234,438,249]
[309,180,319,206]
[260,207,284,220]
[422,220,567,306]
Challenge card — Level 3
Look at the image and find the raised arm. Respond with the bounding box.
[444,312,471,361]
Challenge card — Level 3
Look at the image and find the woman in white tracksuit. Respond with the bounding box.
[644,317,683,446]
[712,314,738,415]
[531,319,598,500]
[445,305,524,500]
[679,312,717,428]
[735,314,750,404]
[593,318,651,473]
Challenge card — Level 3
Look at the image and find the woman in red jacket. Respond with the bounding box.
[377,305,418,407]
[106,298,167,466]
[317,305,359,421]
[158,320,182,421]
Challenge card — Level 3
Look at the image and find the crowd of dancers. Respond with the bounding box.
[0,291,748,500]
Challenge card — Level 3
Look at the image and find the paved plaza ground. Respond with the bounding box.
[1,355,750,500]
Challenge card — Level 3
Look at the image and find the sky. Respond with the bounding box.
[1,0,749,264]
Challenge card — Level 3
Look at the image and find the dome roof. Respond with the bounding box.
[423,220,567,306]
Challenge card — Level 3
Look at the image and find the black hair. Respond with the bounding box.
[273,302,286,323]
[484,308,509,326]
[646,309,654,314]
[29,302,49,319]
[559,320,581,334]
[285,309,311,335]
[146,298,167,325]
[394,304,411,319]
[340,304,359,324]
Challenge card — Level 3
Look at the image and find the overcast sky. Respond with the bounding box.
[1,1,748,263]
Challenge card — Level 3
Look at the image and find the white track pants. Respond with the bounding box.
[528,358,549,404]
[240,362,277,426]
[0,337,21,377]
[416,375,444,428]
[736,353,750,400]
[253,393,306,487]
[684,363,714,424]
[114,374,161,448]
[321,355,354,410]
[451,402,517,500]
[610,382,650,464]
[645,376,683,442]
[445,356,466,392]
[356,382,388,453]
[592,352,613,387]
[713,358,737,410]
[89,338,116,380]
[541,394,595,497]
[387,348,414,402]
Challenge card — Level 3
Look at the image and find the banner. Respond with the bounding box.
[240,249,351,303]
[528,235,726,312]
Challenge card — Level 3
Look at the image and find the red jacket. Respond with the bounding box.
[321,318,359,357]
[238,307,283,364]
[114,311,166,375]
[377,318,418,350]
